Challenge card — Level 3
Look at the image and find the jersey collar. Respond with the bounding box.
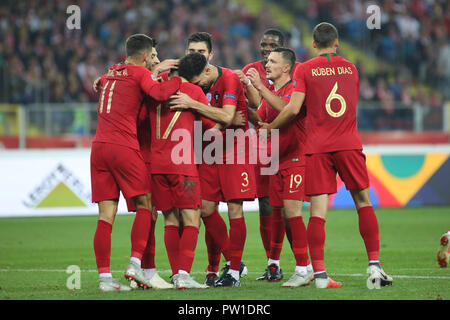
[319,53,338,62]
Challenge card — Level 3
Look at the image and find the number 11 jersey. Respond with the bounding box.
[292,53,362,155]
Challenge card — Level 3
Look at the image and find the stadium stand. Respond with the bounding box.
[0,0,448,147]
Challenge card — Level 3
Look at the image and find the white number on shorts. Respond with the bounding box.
[325,81,346,118]
[156,104,182,139]
[290,174,302,190]
[241,172,249,187]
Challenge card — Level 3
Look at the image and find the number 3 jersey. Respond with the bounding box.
[93,63,181,151]
[292,53,362,155]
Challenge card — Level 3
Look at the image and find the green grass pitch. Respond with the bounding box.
[0,207,448,300]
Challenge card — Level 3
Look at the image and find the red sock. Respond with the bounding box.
[229,217,246,271]
[130,208,151,260]
[178,226,199,274]
[164,225,180,275]
[270,207,285,260]
[284,218,293,249]
[205,230,221,273]
[259,215,272,259]
[202,210,230,262]
[307,216,326,273]
[141,217,156,269]
[288,216,310,266]
[357,206,380,261]
[93,219,112,274]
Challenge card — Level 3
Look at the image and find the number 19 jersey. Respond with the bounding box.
[292,53,362,154]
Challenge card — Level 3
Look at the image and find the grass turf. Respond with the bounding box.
[0,207,448,301]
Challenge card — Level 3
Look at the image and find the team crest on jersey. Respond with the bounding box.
[214,92,220,102]
[206,92,212,102]
[151,74,157,81]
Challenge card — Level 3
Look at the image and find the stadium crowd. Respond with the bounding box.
[0,0,448,115]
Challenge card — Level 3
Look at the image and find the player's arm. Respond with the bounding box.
[247,68,287,112]
[169,91,235,126]
[235,69,261,108]
[139,69,182,101]
[247,107,262,126]
[259,91,305,133]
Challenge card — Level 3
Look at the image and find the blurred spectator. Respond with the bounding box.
[0,0,448,121]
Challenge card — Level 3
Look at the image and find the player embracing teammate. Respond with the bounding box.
[262,22,393,289]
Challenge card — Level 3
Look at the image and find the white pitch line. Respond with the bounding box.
[1,269,449,280]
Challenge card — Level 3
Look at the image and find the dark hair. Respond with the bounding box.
[125,34,153,58]
[272,47,296,72]
[312,22,338,49]
[152,38,158,47]
[187,32,213,53]
[178,53,208,81]
[263,29,285,46]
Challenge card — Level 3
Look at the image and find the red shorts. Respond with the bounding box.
[126,162,151,212]
[151,174,201,212]
[254,164,270,198]
[90,142,150,202]
[269,166,307,207]
[305,149,370,195]
[199,163,256,202]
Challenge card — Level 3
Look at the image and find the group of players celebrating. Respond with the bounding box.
[90,22,394,292]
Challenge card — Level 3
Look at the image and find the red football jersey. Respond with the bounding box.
[149,82,210,176]
[205,66,249,163]
[243,60,301,88]
[93,63,181,150]
[293,53,362,154]
[257,80,306,169]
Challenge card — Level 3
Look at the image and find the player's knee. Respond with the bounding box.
[132,194,150,209]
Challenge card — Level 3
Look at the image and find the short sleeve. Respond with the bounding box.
[292,63,306,94]
[222,73,241,106]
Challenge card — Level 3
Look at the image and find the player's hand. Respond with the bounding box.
[153,59,179,75]
[93,77,102,93]
[234,69,251,87]
[231,111,245,127]
[246,68,263,91]
[168,91,194,110]
[257,121,271,140]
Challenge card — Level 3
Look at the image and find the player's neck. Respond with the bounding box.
[273,74,291,91]
[316,47,337,56]
[209,65,220,87]
[124,58,146,67]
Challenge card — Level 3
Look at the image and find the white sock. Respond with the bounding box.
[268,259,280,266]
[306,264,313,272]
[229,269,240,280]
[226,261,231,266]
[295,265,308,274]
[178,270,189,275]
[143,268,156,279]
[99,273,112,279]
[130,257,141,267]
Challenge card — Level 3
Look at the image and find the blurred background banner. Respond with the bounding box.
[0,0,449,216]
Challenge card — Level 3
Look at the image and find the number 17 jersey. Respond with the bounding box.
[292,53,362,155]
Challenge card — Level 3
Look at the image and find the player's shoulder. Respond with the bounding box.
[181,82,202,94]
[220,66,241,83]
[242,60,263,72]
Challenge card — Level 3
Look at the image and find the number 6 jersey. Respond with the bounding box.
[292,53,362,154]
